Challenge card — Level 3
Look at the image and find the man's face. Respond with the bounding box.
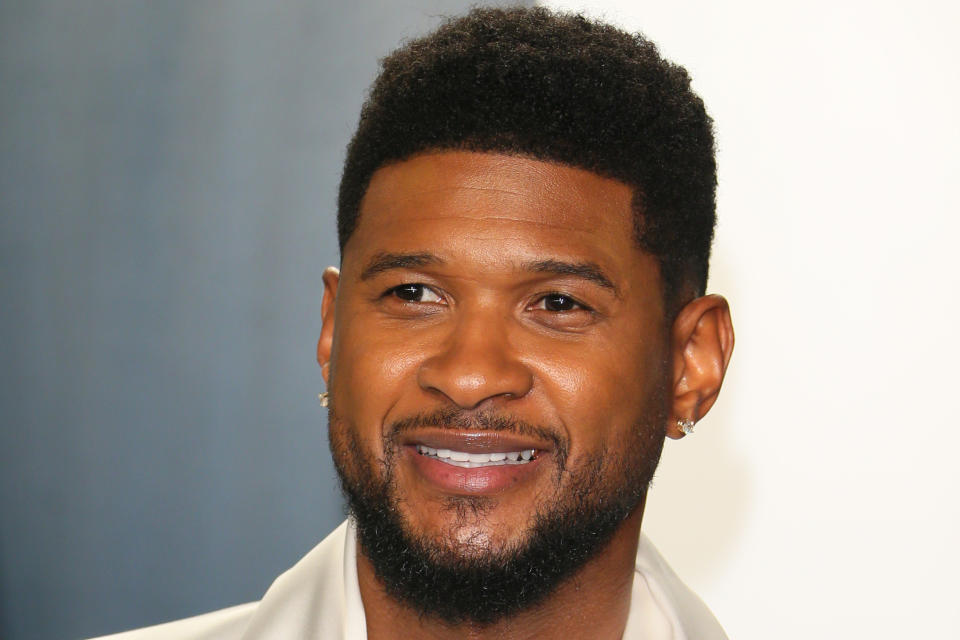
[320,151,672,621]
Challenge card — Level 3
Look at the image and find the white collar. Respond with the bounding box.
[239,520,726,640]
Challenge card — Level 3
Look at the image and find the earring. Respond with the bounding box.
[677,418,695,436]
[317,392,329,407]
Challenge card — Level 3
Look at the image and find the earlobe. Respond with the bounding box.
[668,294,734,439]
[317,267,341,384]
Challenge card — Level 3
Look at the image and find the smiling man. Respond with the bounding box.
[320,6,734,637]
[97,6,733,640]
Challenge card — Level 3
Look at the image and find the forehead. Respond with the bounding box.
[346,151,642,269]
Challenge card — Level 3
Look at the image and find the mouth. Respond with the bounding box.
[398,429,553,494]
[415,444,537,468]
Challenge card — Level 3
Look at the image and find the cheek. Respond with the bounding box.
[536,331,658,394]
[328,314,427,418]
[528,330,667,442]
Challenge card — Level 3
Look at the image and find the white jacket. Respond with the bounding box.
[94,520,727,639]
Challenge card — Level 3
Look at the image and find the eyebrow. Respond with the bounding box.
[522,259,620,296]
[359,252,444,281]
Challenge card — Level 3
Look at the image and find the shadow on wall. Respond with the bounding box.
[0,2,533,640]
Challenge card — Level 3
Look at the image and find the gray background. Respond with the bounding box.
[0,2,530,638]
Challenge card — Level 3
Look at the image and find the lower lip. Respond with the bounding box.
[405,445,546,494]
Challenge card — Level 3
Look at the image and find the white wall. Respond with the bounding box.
[541,1,960,637]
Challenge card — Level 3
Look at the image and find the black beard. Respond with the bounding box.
[329,406,665,627]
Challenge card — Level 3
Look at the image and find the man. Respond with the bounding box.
[98,6,734,639]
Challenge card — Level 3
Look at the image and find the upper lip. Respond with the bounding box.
[398,429,554,454]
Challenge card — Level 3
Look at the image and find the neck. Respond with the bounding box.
[358,500,646,640]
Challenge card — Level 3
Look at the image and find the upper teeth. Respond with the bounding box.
[417,445,536,467]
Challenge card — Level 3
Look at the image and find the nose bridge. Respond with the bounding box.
[417,303,533,408]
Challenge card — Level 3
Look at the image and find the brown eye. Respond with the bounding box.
[540,293,580,312]
[389,284,443,303]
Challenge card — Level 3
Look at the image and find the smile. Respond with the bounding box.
[416,444,537,468]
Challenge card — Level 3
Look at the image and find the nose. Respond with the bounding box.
[417,311,534,409]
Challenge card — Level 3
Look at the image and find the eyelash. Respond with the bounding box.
[386,283,443,304]
[383,284,592,313]
[532,293,591,313]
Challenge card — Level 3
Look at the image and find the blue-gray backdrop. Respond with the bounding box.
[0,2,530,638]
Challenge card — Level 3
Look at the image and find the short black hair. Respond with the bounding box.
[338,6,717,310]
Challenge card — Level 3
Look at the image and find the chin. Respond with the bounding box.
[328,404,665,625]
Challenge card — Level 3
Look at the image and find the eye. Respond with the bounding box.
[533,293,589,312]
[388,283,443,303]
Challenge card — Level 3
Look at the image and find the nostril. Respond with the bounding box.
[415,323,534,408]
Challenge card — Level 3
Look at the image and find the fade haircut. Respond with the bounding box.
[337,6,717,311]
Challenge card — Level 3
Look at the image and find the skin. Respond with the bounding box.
[317,151,734,639]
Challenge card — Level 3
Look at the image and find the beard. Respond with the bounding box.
[328,401,666,627]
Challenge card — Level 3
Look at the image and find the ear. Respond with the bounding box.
[316,266,341,384]
[667,294,734,439]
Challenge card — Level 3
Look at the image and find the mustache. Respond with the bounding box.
[386,406,569,460]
